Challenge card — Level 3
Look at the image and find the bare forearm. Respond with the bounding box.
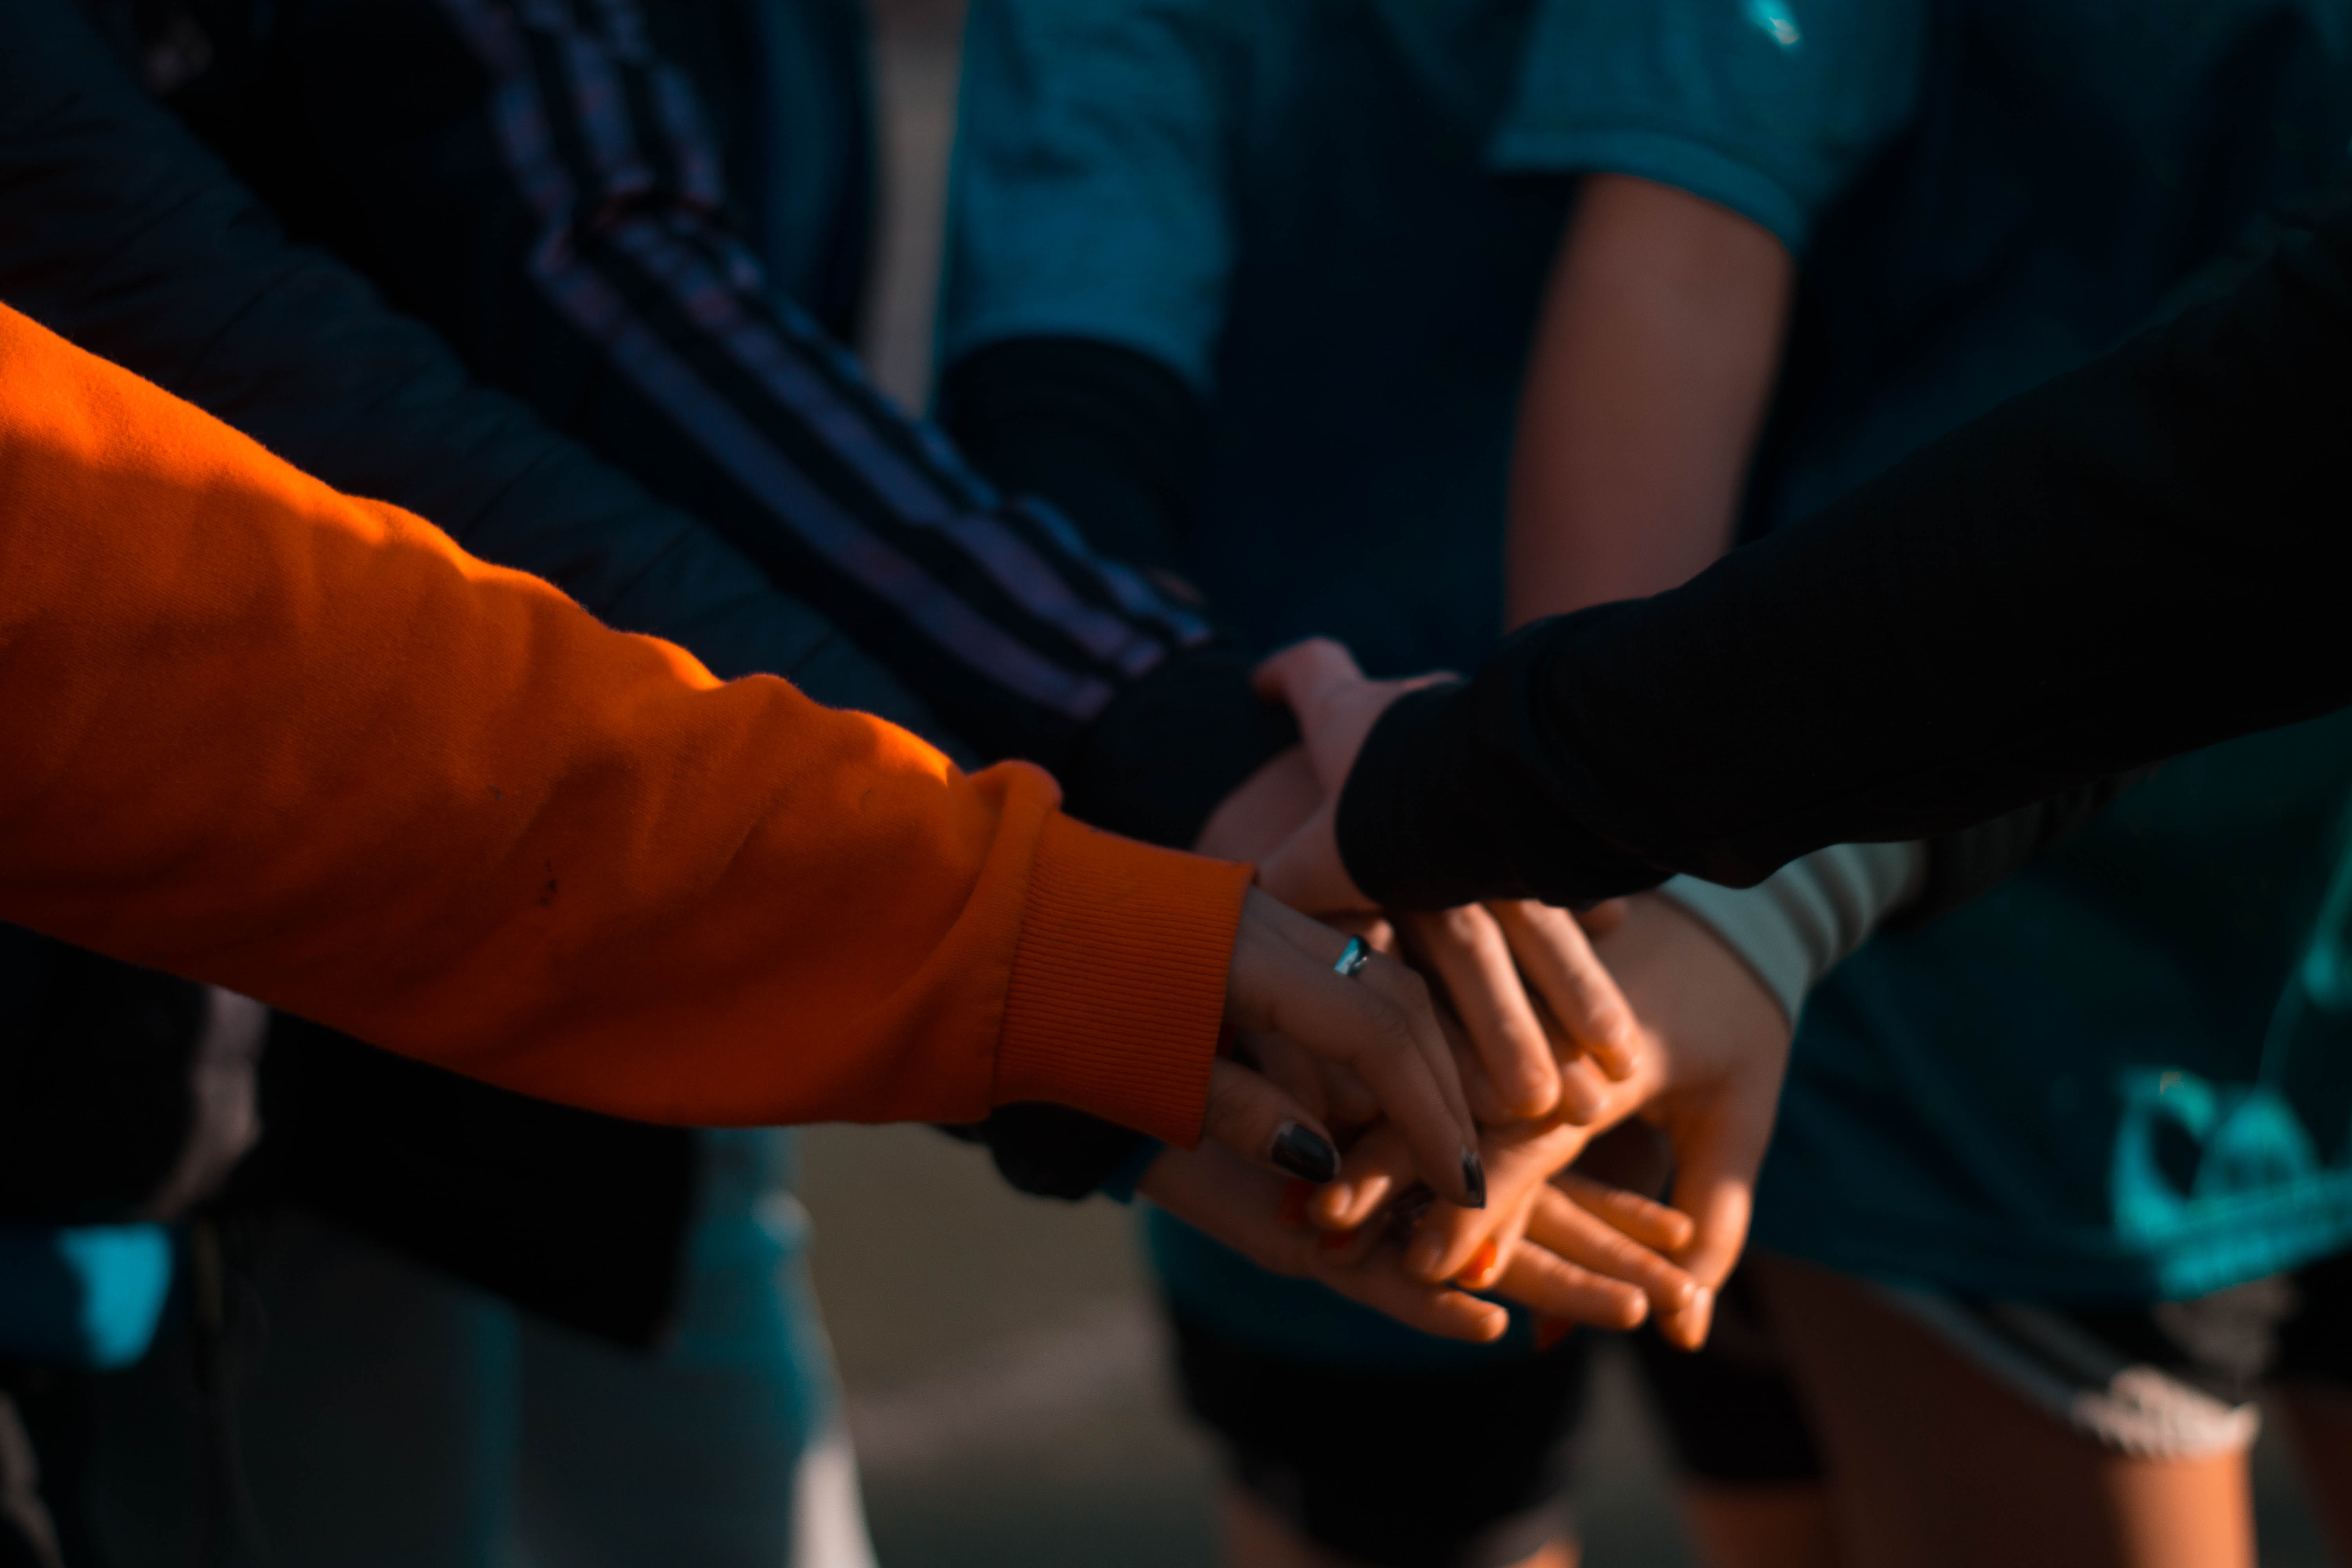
[1505,174,1793,624]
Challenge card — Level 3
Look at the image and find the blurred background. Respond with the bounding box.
[798,1122,1700,1568]
[816,4,2339,1564]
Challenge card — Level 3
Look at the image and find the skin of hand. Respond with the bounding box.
[1171,752,1691,1344]
[1394,898,1640,1123]
[1214,887,1486,1208]
[1504,172,1793,626]
[1192,748,1483,1206]
[1241,643,1640,1118]
[1314,1111,1700,1331]
[1134,1137,1510,1345]
[1319,893,1793,1349]
[1245,637,1418,914]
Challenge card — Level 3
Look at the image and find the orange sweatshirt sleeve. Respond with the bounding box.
[0,302,1247,1145]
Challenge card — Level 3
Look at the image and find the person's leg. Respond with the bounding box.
[233,1209,522,1568]
[2276,1381,2352,1562]
[1675,1485,1837,1568]
[1750,1254,2254,1568]
[2271,1246,2352,1563]
[1629,1264,1839,1568]
[1169,1310,1589,1568]
[515,1129,877,1568]
[1221,1484,1575,1568]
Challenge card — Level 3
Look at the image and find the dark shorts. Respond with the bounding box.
[1169,1314,1593,1568]
[1171,1250,2352,1564]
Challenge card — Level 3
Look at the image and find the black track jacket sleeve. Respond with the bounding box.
[2,0,1288,848]
[1339,175,2352,909]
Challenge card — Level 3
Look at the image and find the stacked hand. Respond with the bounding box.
[1161,639,1796,1349]
[1314,893,1791,1348]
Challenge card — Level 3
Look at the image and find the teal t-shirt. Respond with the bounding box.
[944,0,1915,679]
[946,0,2352,1361]
[1757,724,2352,1302]
[1732,0,2352,1303]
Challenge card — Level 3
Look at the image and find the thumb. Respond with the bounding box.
[1254,638,1386,795]
[1654,1097,1773,1350]
[1252,636,1366,709]
[1253,801,1374,914]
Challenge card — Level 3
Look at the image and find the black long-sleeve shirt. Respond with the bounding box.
[1340,175,2352,909]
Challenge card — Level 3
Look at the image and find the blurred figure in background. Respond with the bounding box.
[0,960,262,1568]
[7,0,1280,1561]
[938,2,2352,1566]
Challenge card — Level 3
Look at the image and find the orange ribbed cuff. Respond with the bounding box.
[995,812,1251,1147]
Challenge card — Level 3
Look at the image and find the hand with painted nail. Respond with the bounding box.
[1240,639,1643,1118]
[1192,750,1480,1203]
[1312,1114,1699,1335]
[1133,1139,1510,1345]
[1324,893,1791,1348]
[1212,888,1486,1209]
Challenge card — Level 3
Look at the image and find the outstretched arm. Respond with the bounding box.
[0,304,1490,1207]
[1332,176,2352,908]
[0,300,1234,1140]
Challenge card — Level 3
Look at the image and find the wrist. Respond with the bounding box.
[996,814,1250,1145]
[1653,841,1925,1024]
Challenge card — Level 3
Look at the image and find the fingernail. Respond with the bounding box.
[1272,1122,1339,1184]
[1455,1238,1499,1287]
[1461,1148,1487,1209]
[1278,1179,1313,1227]
[1317,1226,1359,1254]
[1406,1232,1445,1280]
[1672,1285,1715,1350]
[1535,1318,1573,1353]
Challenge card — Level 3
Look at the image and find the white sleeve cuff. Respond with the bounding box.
[1655,842,1926,1025]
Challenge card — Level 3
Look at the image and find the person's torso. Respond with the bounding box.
[1750,0,2352,1303]
[1167,0,2352,1332]
[1181,0,1565,676]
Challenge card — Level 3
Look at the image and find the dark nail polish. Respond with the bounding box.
[1384,1183,1435,1242]
[1462,1148,1488,1209]
[1271,1121,1340,1184]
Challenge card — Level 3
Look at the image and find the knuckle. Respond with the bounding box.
[1435,904,1485,942]
[1367,999,1420,1056]
[1385,961,1434,1011]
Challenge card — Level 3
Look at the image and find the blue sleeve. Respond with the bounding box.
[1489,0,1926,252]
[941,0,1242,393]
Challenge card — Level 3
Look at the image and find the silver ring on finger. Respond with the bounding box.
[1333,935,1372,978]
